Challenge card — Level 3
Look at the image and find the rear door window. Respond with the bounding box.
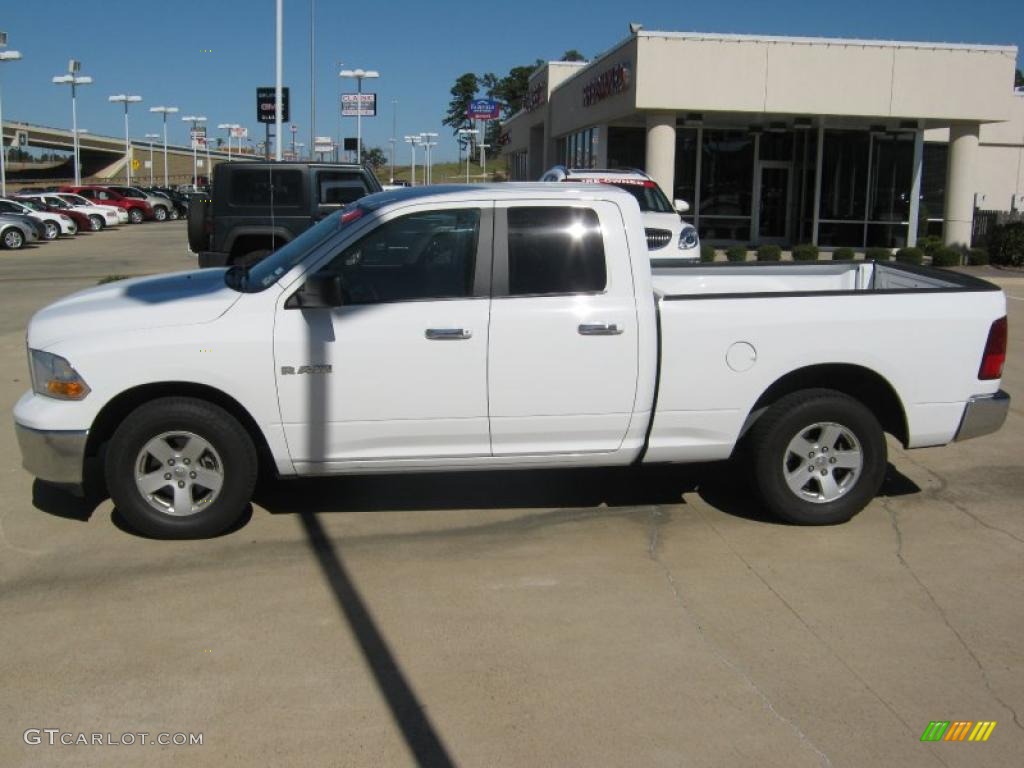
[316,171,370,206]
[228,169,304,208]
[506,207,606,295]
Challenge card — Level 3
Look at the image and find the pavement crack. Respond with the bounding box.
[644,507,834,768]
[885,499,1024,735]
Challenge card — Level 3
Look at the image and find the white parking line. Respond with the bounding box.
[1008,295,1024,301]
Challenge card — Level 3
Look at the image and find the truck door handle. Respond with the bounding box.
[425,328,472,340]
[578,322,623,336]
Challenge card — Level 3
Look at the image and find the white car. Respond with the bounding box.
[540,166,700,261]
[19,193,117,232]
[13,184,1009,539]
[0,198,76,240]
[55,193,128,226]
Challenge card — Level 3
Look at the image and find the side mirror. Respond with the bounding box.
[674,199,690,214]
[295,272,345,308]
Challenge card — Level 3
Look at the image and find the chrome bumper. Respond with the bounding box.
[14,423,88,485]
[955,390,1010,442]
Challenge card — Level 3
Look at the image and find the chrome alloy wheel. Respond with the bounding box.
[782,422,863,503]
[134,431,224,516]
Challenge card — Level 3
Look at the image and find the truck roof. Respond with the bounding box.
[360,182,638,209]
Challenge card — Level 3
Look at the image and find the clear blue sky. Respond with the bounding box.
[2,0,1022,162]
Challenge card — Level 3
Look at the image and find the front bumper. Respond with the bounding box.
[14,422,88,485]
[954,390,1010,442]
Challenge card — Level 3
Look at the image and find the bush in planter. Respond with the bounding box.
[865,247,893,261]
[967,247,990,266]
[931,246,962,267]
[988,221,1024,267]
[895,247,924,265]
[725,245,748,262]
[699,243,716,262]
[791,243,819,261]
[756,244,782,261]
[920,235,944,258]
[833,247,856,261]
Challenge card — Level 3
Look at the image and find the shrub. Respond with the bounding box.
[895,247,924,265]
[865,247,893,261]
[725,245,748,262]
[700,243,716,263]
[756,244,782,261]
[833,247,856,261]
[988,221,1024,267]
[919,235,944,258]
[967,247,990,266]
[791,243,819,261]
[931,246,962,267]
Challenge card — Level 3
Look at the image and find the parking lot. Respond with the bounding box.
[0,222,1022,767]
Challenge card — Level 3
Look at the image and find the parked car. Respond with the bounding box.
[59,186,153,223]
[55,192,129,226]
[13,185,1010,538]
[189,161,382,267]
[0,198,76,239]
[13,196,93,233]
[17,193,113,231]
[0,213,41,249]
[106,185,176,221]
[540,166,700,260]
[142,187,189,220]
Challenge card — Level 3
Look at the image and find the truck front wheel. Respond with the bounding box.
[748,389,887,525]
[105,397,258,539]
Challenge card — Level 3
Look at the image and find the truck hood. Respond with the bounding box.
[28,269,241,350]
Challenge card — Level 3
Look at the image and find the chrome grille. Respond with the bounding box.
[645,228,672,250]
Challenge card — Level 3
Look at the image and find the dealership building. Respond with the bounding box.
[503,30,1024,248]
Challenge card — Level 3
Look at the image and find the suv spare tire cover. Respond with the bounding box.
[187,195,210,252]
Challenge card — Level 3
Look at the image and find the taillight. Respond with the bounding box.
[979,316,1007,380]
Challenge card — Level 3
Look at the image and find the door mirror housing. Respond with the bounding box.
[674,199,690,214]
[292,272,345,308]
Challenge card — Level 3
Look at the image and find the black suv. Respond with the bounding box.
[189,162,382,267]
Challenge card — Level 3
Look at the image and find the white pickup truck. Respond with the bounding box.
[14,185,1010,538]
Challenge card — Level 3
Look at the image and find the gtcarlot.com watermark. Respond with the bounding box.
[24,729,203,747]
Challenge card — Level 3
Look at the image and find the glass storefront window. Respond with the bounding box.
[698,216,751,242]
[701,130,754,217]
[820,131,869,221]
[921,142,948,225]
[759,131,793,162]
[608,127,646,170]
[674,128,698,210]
[868,134,912,224]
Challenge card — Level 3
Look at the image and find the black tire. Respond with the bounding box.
[233,249,271,267]
[187,196,209,251]
[105,397,258,539]
[153,205,168,222]
[88,215,104,231]
[128,208,144,224]
[168,207,180,221]
[43,221,59,240]
[748,388,887,525]
[2,227,24,249]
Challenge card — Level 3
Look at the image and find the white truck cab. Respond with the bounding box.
[14,185,1009,538]
[539,166,700,261]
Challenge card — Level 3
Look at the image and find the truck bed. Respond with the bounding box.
[650,261,996,298]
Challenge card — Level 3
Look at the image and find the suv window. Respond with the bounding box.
[228,169,304,208]
[317,171,369,205]
[507,207,606,296]
[323,209,480,304]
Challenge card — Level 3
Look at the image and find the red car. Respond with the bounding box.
[14,196,95,232]
[59,185,154,224]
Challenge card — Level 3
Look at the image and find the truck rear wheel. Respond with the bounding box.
[748,389,886,525]
[105,397,258,539]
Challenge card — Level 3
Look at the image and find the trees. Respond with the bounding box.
[443,72,479,135]
[561,49,586,62]
[360,146,387,170]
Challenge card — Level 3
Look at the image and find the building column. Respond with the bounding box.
[944,123,980,247]
[645,112,676,196]
[907,127,924,247]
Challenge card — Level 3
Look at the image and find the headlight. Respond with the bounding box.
[678,227,699,250]
[29,349,91,400]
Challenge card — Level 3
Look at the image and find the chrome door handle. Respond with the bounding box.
[578,322,623,336]
[425,328,472,340]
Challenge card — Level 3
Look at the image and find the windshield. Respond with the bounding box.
[565,178,674,213]
[17,200,42,211]
[59,194,89,206]
[231,205,366,293]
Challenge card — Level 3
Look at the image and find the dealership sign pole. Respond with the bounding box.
[467,99,499,181]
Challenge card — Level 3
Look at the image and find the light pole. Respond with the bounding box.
[109,94,141,185]
[0,33,23,198]
[339,68,379,164]
[458,128,478,183]
[149,106,178,187]
[145,133,159,185]
[419,132,437,185]
[388,99,397,184]
[404,135,420,186]
[52,61,92,186]
[274,0,283,161]
[182,115,206,189]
